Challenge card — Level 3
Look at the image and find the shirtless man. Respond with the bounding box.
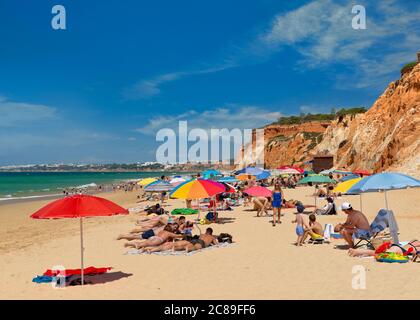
[144,227,219,253]
[124,224,183,249]
[335,202,370,248]
[117,220,183,241]
[302,214,324,243]
[117,224,166,241]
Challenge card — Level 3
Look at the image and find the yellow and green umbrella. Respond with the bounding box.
[333,178,362,194]
[333,177,364,211]
[138,177,157,186]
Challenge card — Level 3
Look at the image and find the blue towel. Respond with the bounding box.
[32,275,53,283]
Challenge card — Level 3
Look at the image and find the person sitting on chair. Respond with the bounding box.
[313,197,336,215]
[335,202,370,248]
[302,214,324,243]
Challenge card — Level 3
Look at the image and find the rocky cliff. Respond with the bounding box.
[237,121,331,169]
[316,63,420,176]
[238,63,420,176]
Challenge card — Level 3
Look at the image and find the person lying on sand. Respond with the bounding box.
[335,202,370,248]
[313,185,327,197]
[348,240,420,258]
[117,221,183,241]
[134,214,183,229]
[141,228,219,253]
[117,225,166,241]
[124,225,183,249]
[302,214,324,243]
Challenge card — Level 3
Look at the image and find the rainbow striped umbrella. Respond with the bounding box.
[170,178,225,200]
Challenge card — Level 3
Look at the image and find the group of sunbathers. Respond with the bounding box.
[117,214,220,253]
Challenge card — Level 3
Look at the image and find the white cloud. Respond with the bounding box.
[257,0,420,87]
[0,97,57,127]
[135,105,282,135]
[122,64,235,100]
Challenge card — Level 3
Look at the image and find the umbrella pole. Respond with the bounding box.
[384,190,389,210]
[359,194,363,212]
[80,216,84,286]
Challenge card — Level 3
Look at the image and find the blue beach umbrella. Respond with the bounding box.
[144,180,174,192]
[340,174,361,182]
[235,167,271,180]
[201,169,222,180]
[347,172,420,209]
[217,176,240,183]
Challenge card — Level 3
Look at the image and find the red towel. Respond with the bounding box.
[43,266,112,277]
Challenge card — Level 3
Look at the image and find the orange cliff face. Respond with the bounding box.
[237,63,419,176]
[316,63,420,177]
[236,121,331,169]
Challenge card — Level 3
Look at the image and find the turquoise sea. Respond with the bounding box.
[0,172,173,200]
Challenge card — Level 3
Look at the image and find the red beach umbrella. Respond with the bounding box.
[277,165,304,174]
[31,194,128,285]
[352,169,372,176]
[244,186,272,197]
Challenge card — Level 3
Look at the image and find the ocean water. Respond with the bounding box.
[0,172,169,200]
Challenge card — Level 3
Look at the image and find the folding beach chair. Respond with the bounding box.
[308,233,325,244]
[354,209,399,249]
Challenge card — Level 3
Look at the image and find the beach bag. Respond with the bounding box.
[218,233,233,243]
[205,212,215,221]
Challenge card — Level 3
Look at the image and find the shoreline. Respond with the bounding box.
[0,171,196,204]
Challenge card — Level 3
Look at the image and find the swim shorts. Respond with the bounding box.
[141,229,155,239]
[354,228,371,239]
[296,225,305,236]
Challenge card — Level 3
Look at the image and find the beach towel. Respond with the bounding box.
[32,275,53,283]
[171,208,198,215]
[375,252,409,263]
[43,266,112,277]
[323,223,333,241]
[32,275,77,285]
[369,209,399,244]
[129,205,147,213]
[124,242,235,256]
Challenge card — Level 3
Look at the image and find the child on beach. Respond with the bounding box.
[291,203,306,246]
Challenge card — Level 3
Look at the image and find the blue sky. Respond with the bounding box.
[0,0,419,165]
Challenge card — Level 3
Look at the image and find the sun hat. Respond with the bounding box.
[341,202,352,210]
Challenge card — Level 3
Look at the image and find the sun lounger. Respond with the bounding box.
[354,209,399,248]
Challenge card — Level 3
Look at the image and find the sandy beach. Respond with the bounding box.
[1,186,419,300]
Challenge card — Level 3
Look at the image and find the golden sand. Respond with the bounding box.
[0,186,419,299]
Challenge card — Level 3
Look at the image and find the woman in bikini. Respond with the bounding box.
[124,225,183,249]
[348,240,420,260]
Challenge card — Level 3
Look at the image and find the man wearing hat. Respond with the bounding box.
[335,202,370,248]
